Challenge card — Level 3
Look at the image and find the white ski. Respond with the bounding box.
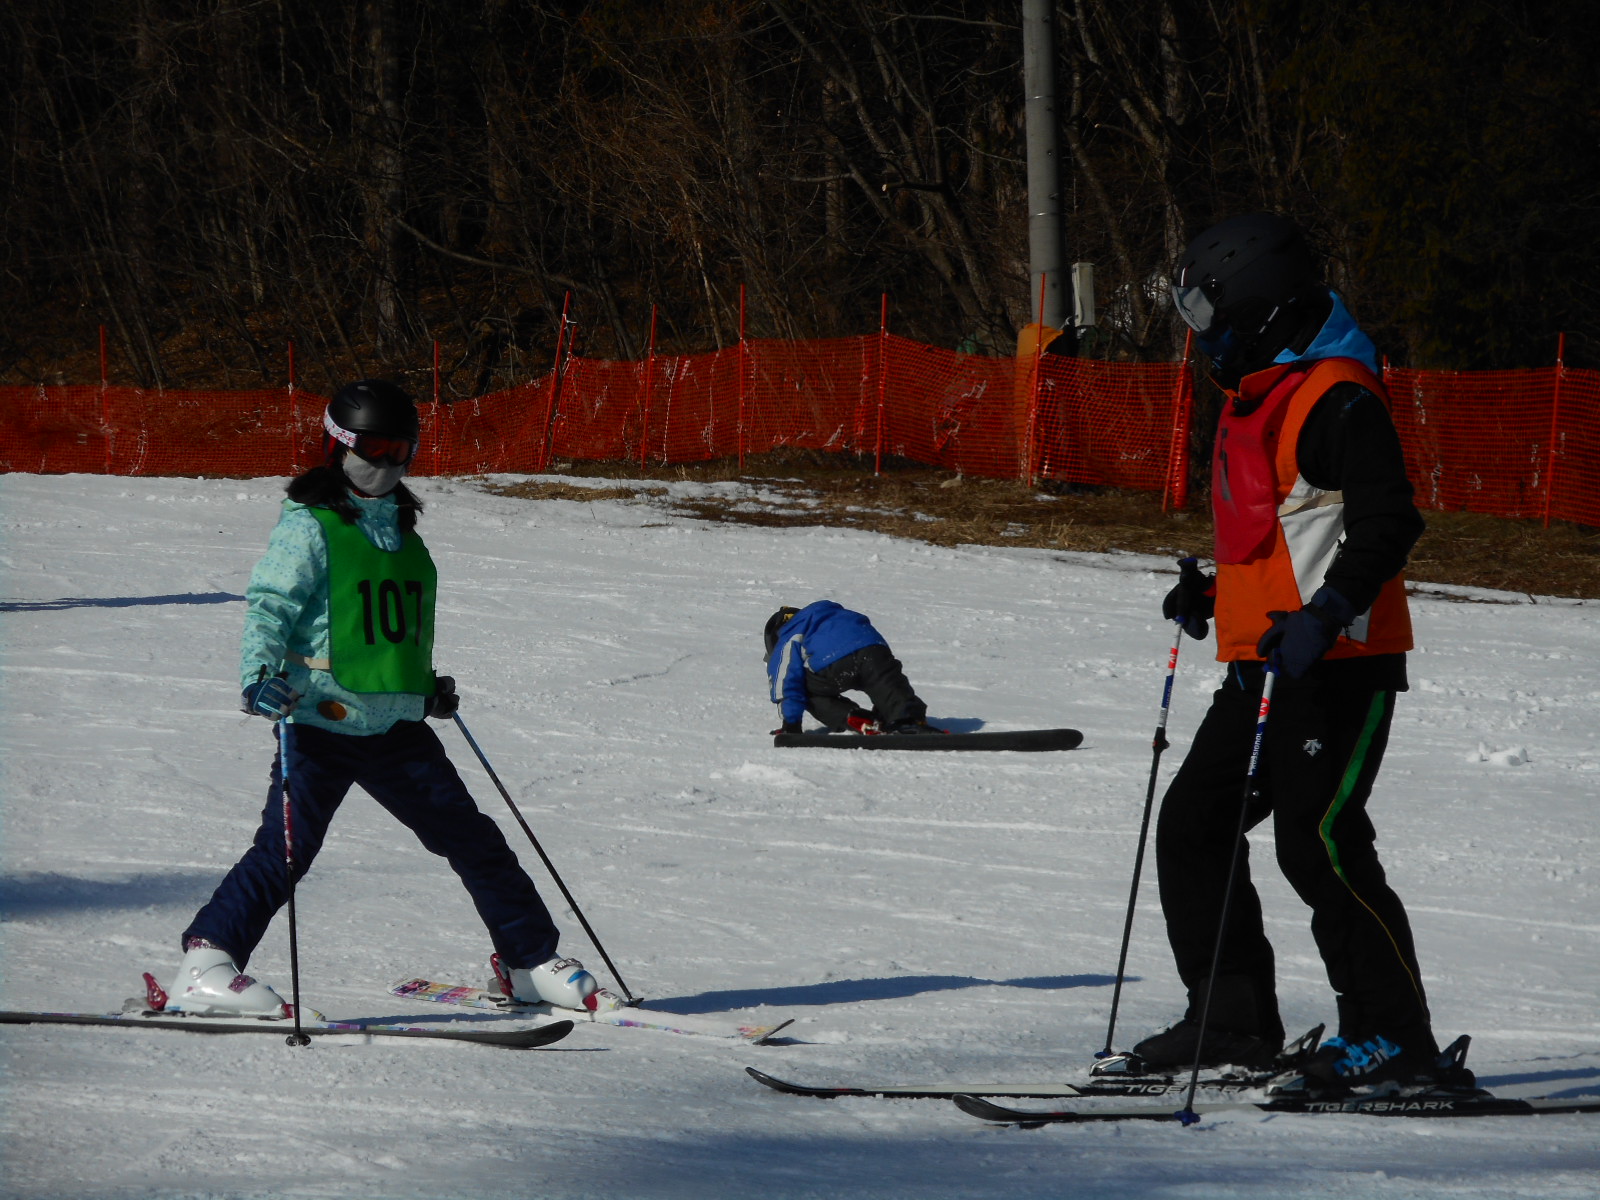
[388,978,793,1044]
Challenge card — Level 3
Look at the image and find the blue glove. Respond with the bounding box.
[425,674,459,720]
[241,670,300,721]
[1255,587,1357,679]
[1162,556,1216,640]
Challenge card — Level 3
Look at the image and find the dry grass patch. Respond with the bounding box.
[495,452,1599,600]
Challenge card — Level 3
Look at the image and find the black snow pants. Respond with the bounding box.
[803,644,927,731]
[1153,660,1435,1053]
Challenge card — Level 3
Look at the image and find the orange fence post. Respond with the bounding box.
[99,325,111,474]
[640,305,659,471]
[1163,330,1195,512]
[287,340,299,476]
[875,293,888,476]
[737,285,748,472]
[430,340,442,476]
[1544,332,1566,528]
[538,292,572,473]
[1023,273,1048,485]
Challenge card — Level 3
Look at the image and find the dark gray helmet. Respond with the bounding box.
[1171,214,1315,340]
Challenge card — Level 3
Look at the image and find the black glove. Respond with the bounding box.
[1162,556,1216,640]
[425,674,459,719]
[771,721,802,736]
[241,669,300,721]
[1255,587,1357,679]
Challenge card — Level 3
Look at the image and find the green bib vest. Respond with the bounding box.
[310,506,437,694]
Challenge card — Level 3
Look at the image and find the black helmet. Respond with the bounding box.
[763,606,801,662]
[1171,214,1315,341]
[323,379,419,466]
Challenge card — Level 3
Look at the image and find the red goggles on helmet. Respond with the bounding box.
[323,412,417,466]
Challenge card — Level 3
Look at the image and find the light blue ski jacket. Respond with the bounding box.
[240,493,427,735]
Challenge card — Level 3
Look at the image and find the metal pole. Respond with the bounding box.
[1178,667,1278,1124]
[1023,0,1068,336]
[279,719,312,1047]
[452,713,639,1004]
[1097,621,1185,1058]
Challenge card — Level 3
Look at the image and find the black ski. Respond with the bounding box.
[773,728,1082,752]
[952,1089,1600,1124]
[745,1026,1326,1101]
[745,1065,1274,1100]
[0,1008,574,1049]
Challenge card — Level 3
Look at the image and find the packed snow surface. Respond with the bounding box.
[1,472,1596,1199]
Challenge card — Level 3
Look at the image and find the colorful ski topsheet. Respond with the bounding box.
[773,728,1082,752]
[389,978,793,1043]
[0,1007,574,1049]
[951,1090,1600,1124]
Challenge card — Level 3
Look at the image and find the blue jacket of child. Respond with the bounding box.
[766,601,889,725]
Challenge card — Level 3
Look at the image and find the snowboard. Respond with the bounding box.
[773,727,1082,752]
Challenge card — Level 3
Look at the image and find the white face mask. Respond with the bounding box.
[342,454,407,496]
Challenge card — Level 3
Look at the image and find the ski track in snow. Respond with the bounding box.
[1,473,1597,1199]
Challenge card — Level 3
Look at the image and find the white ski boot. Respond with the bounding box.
[166,943,289,1018]
[493,954,618,1011]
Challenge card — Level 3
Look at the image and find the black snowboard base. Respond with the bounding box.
[773,728,1082,752]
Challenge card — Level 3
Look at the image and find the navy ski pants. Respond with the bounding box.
[184,720,561,971]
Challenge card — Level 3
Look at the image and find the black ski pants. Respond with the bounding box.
[803,643,926,730]
[1154,661,1434,1052]
[184,720,561,972]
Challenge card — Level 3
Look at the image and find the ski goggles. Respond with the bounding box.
[1173,274,1278,340]
[1172,281,1221,338]
[323,412,418,466]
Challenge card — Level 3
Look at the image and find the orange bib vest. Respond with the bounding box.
[1211,358,1413,662]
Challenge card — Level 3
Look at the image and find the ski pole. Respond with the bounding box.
[1177,664,1277,1124]
[1097,619,1184,1059]
[279,718,312,1047]
[451,712,639,1005]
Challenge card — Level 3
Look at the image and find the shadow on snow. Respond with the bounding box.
[650,973,1123,1013]
[0,591,243,612]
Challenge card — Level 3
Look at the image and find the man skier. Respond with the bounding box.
[1136,214,1445,1090]
[764,601,934,735]
[167,380,612,1018]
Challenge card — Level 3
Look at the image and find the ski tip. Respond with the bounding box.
[947,1100,1049,1126]
[740,1018,795,1045]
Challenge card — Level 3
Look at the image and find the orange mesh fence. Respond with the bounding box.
[0,384,328,477]
[1384,364,1600,527]
[2,343,1594,527]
